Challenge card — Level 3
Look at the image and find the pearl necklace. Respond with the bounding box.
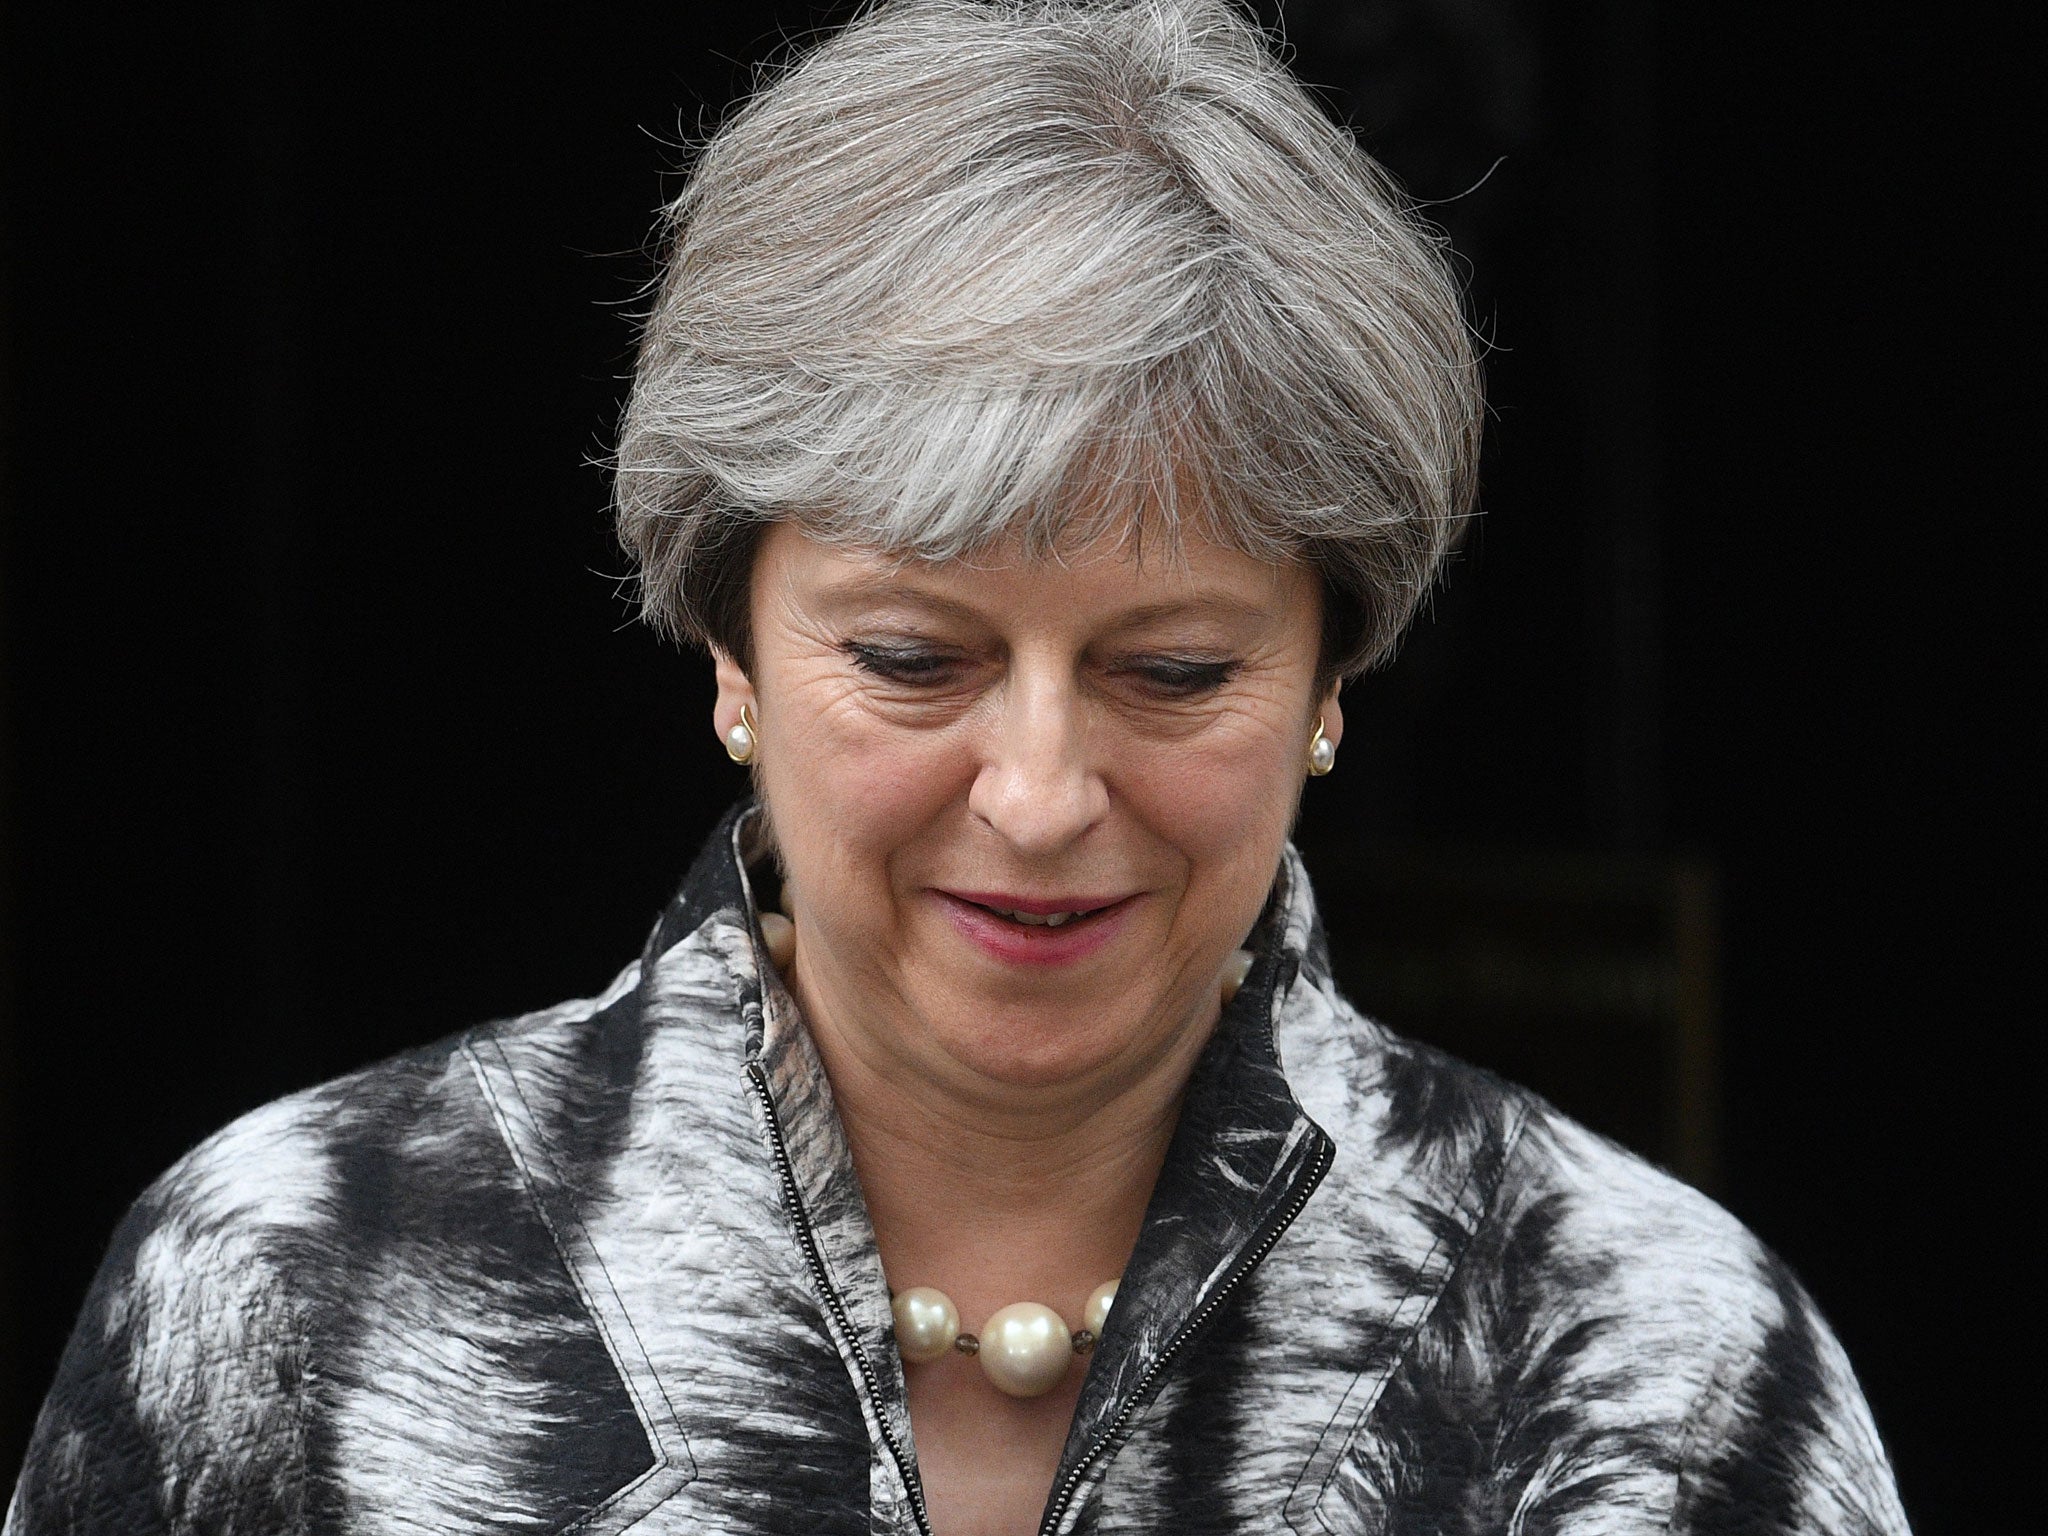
[760,904,1252,1400]
[892,1280,1119,1398]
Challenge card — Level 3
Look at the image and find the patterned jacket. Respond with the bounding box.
[7,803,1908,1534]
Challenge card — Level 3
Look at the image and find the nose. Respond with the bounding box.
[967,669,1108,856]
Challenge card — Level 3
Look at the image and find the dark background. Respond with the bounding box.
[0,1,2031,1527]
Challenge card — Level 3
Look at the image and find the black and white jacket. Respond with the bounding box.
[7,804,1909,1534]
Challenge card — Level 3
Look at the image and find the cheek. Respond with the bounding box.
[756,678,972,903]
[1117,719,1303,911]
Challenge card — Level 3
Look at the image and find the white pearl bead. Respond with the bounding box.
[891,1287,959,1364]
[1308,732,1337,775]
[724,722,755,763]
[976,1302,1073,1397]
[1220,949,1254,1005]
[1084,1280,1117,1338]
[758,911,794,970]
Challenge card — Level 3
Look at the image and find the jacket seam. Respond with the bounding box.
[470,1034,684,1432]
[1297,1094,1534,1529]
[286,1264,313,1536]
[1667,1347,1736,1534]
[462,1031,695,1528]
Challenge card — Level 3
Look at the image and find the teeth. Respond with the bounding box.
[1000,908,1078,927]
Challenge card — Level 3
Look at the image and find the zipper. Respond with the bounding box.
[747,971,1328,1536]
[745,1061,936,1536]
[1036,1127,1336,1536]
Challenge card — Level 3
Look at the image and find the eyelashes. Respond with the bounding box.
[1121,658,1238,695]
[840,641,1239,697]
[841,642,956,683]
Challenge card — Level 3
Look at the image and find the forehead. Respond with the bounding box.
[755,519,1319,634]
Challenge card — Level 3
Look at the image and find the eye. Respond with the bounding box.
[1116,657,1240,696]
[841,641,961,685]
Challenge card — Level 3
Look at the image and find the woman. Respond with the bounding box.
[7,1,1907,1532]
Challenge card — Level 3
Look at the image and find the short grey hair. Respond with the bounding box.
[615,0,1481,679]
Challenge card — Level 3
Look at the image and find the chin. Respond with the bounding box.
[924,985,1188,1093]
[921,999,1122,1097]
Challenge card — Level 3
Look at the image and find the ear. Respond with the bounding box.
[711,648,756,746]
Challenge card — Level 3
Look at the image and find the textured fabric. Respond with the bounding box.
[6,802,1909,1535]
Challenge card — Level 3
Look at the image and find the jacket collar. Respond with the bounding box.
[1052,842,1335,1513]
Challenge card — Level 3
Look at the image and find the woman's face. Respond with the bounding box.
[716,518,1340,1102]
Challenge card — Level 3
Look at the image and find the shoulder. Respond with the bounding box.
[1285,982,1907,1529]
[109,958,651,1307]
[1370,1029,1851,1407]
[148,957,646,1247]
[1305,987,1834,1377]
[1506,1099,1907,1530]
[8,969,646,1534]
[5,1077,343,1531]
[1285,970,1801,1324]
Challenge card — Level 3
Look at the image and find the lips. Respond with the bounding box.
[945,890,1127,922]
[935,889,1138,966]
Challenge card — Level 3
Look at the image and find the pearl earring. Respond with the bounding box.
[724,703,758,765]
[1307,715,1336,776]
[1221,949,1254,1005]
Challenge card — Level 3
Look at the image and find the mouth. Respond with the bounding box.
[960,899,1117,929]
[935,889,1139,963]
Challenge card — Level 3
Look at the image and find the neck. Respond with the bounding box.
[791,961,1214,1324]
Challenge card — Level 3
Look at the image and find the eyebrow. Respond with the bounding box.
[810,578,987,627]
[810,576,1275,633]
